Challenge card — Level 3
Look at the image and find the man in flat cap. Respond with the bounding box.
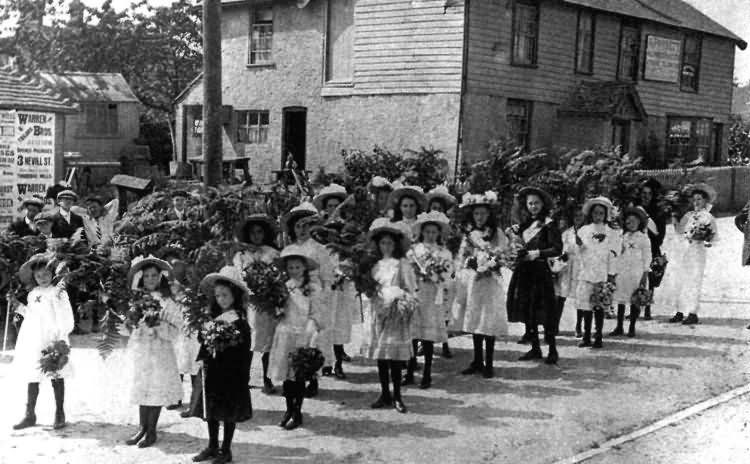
[50,190,84,239]
[8,197,45,237]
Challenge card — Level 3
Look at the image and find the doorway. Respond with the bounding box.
[282,107,307,170]
[612,119,631,154]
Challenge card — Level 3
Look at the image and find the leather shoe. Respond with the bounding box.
[518,348,543,361]
[370,395,392,409]
[192,448,218,462]
[212,449,232,463]
[460,363,483,375]
[393,399,407,413]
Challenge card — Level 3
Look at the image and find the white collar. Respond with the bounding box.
[216,309,239,323]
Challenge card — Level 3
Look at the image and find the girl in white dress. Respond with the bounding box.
[268,245,322,430]
[551,208,585,336]
[389,183,427,241]
[611,207,651,338]
[365,218,418,413]
[575,197,620,349]
[453,191,509,379]
[668,184,719,326]
[403,211,453,389]
[124,256,183,448]
[12,253,74,430]
[233,214,280,394]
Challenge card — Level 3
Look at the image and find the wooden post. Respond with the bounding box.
[203,0,223,187]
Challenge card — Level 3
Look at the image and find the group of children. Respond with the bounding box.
[8,177,720,463]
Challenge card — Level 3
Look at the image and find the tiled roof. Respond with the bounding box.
[0,67,78,113]
[38,72,140,103]
[562,0,747,49]
[559,81,647,120]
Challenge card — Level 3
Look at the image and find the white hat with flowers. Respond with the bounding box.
[426,185,457,209]
[282,201,319,232]
[459,191,498,210]
[387,182,427,211]
[413,211,451,240]
[200,265,251,299]
[313,183,348,210]
[277,244,320,271]
[128,255,173,289]
[368,176,393,192]
[582,196,614,217]
[368,217,411,250]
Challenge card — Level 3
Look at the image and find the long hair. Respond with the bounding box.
[283,257,312,289]
[373,231,406,259]
[208,280,248,319]
[417,222,444,246]
[391,194,423,222]
[287,214,314,242]
[137,264,173,298]
[517,193,551,232]
[239,221,278,249]
[468,206,498,242]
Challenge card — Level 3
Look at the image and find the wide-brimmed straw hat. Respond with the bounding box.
[277,244,319,271]
[56,190,78,202]
[368,217,410,250]
[459,191,499,210]
[688,183,717,203]
[200,265,250,298]
[388,184,427,211]
[281,202,319,232]
[235,213,279,243]
[582,196,614,217]
[426,185,457,210]
[18,253,54,286]
[313,184,348,211]
[368,176,393,192]
[128,255,173,288]
[20,197,45,209]
[517,187,553,211]
[621,206,648,228]
[413,211,451,240]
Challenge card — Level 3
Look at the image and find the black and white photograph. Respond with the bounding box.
[0,0,749,462]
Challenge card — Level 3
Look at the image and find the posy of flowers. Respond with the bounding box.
[39,340,70,378]
[125,290,163,330]
[590,282,616,310]
[409,246,452,284]
[464,229,513,278]
[243,261,290,317]
[684,211,715,243]
[377,286,419,328]
[650,254,668,279]
[200,319,245,357]
[288,347,326,382]
[631,287,653,307]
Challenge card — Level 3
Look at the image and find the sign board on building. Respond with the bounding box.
[644,35,682,82]
[0,110,56,231]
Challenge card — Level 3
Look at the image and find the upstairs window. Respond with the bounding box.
[575,10,595,74]
[237,110,269,144]
[249,8,273,64]
[680,34,702,92]
[325,0,355,84]
[512,0,539,66]
[618,22,640,81]
[507,99,532,150]
[83,103,118,136]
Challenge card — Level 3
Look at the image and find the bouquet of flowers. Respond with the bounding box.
[243,261,289,317]
[200,319,245,357]
[685,212,715,243]
[39,340,70,378]
[631,287,653,307]
[288,347,326,382]
[410,249,452,284]
[125,290,163,330]
[590,282,616,310]
[650,254,668,279]
[378,286,419,328]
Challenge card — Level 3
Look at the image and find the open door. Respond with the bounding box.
[282,107,307,170]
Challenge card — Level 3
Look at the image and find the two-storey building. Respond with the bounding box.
[174,0,746,182]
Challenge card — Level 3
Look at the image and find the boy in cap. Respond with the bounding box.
[8,197,45,237]
[50,190,84,239]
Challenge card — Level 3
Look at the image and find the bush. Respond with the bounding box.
[340,146,403,188]
[340,145,449,191]
[728,118,750,166]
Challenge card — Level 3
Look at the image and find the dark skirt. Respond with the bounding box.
[506,260,558,333]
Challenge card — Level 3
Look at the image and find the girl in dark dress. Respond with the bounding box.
[507,187,563,365]
[193,266,253,464]
[639,179,667,320]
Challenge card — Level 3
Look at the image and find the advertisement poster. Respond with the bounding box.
[0,110,56,232]
[644,35,682,82]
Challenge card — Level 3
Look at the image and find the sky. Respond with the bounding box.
[6,0,750,83]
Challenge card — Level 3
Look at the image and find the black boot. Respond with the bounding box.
[441,342,453,358]
[137,406,160,448]
[643,305,652,321]
[669,312,684,323]
[126,406,147,445]
[261,353,276,394]
[610,305,625,336]
[279,381,295,428]
[578,312,592,347]
[403,340,417,386]
[461,334,484,375]
[13,382,39,430]
[575,310,583,338]
[304,377,318,398]
[592,309,604,349]
[372,360,392,408]
[52,378,66,429]
[419,341,434,389]
[285,382,305,430]
[216,421,235,463]
[519,328,542,361]
[193,419,219,461]
[391,361,407,413]
[182,374,201,418]
[545,333,559,365]
[682,313,699,325]
[628,305,640,337]
[483,336,495,378]
[333,345,346,379]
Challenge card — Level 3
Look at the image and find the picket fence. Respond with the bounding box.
[636,166,750,213]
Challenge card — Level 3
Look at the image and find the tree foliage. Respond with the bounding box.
[728,117,750,166]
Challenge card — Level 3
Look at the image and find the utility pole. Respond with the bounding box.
[202,0,222,187]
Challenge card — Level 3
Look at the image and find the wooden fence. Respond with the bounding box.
[636,166,750,213]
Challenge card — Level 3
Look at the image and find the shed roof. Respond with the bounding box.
[0,67,78,113]
[38,72,140,103]
[561,0,746,49]
[559,81,647,120]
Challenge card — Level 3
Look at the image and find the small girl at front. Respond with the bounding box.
[575,198,619,349]
[553,208,585,337]
[404,211,453,389]
[12,253,74,431]
[192,266,253,464]
[365,218,418,413]
[611,208,651,338]
[268,245,322,430]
